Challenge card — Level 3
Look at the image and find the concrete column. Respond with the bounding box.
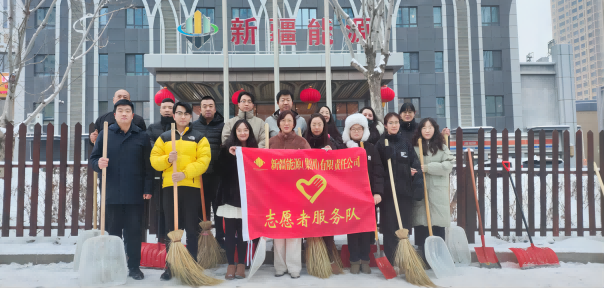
[552,44,578,168]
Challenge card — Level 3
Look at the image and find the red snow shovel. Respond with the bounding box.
[373,228,397,279]
[502,161,560,269]
[468,150,501,268]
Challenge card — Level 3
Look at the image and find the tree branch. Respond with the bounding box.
[330,0,366,47]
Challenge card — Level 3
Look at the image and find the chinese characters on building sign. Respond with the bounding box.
[231,17,368,46]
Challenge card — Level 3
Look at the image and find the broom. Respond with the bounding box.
[385,139,435,287]
[324,237,344,274]
[166,123,222,286]
[306,237,333,278]
[197,177,226,268]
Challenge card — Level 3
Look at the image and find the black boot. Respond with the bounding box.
[160,265,172,281]
[128,267,144,280]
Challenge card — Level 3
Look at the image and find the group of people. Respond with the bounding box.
[88,88,454,282]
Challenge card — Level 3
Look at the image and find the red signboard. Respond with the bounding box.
[237,147,376,241]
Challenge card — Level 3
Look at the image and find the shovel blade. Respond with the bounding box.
[474,246,502,269]
[425,236,457,278]
[140,242,167,268]
[445,225,471,266]
[373,251,397,280]
[509,245,560,269]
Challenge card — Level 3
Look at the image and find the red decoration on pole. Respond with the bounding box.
[300,87,321,109]
[380,85,395,107]
[232,88,245,105]
[154,87,175,106]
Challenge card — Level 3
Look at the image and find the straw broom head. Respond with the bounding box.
[197,222,226,269]
[167,230,223,286]
[325,238,344,272]
[306,237,333,279]
[392,229,435,288]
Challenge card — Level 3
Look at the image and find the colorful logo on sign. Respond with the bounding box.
[177,10,218,48]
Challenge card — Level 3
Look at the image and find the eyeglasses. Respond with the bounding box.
[350,128,364,132]
[239,100,253,104]
[175,111,191,117]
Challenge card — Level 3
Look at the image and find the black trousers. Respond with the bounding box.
[151,177,166,243]
[224,218,247,265]
[380,195,413,265]
[347,232,372,262]
[163,186,201,259]
[200,174,223,243]
[106,204,143,269]
[413,225,446,247]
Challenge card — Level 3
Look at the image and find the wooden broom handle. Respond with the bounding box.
[297,127,302,136]
[200,176,207,221]
[93,172,97,230]
[172,123,179,230]
[467,149,485,237]
[418,138,433,236]
[100,122,108,235]
[595,162,604,197]
[385,139,404,230]
[265,123,269,148]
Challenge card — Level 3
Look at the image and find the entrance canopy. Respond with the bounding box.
[145,53,405,103]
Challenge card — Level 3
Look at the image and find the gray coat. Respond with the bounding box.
[412,144,455,227]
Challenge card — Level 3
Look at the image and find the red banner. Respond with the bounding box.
[237,147,376,241]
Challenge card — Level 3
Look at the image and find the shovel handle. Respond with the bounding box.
[171,123,179,231]
[595,162,604,197]
[100,122,108,235]
[93,172,97,230]
[505,163,536,245]
[265,123,269,148]
[385,139,405,230]
[467,150,486,242]
[418,139,433,236]
[200,176,207,222]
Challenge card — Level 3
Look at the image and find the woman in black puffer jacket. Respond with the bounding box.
[376,112,423,265]
[359,107,384,145]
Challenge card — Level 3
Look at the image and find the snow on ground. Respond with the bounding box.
[0,261,602,288]
[465,233,604,253]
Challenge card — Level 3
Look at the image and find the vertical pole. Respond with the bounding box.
[325,0,332,109]
[273,0,279,109]
[223,0,229,121]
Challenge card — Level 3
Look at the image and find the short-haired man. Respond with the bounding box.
[221,91,266,148]
[150,102,211,281]
[90,89,147,145]
[191,96,225,246]
[89,99,154,280]
[265,90,307,138]
[146,97,175,243]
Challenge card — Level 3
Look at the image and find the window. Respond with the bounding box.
[36,7,56,28]
[34,55,55,76]
[99,54,108,76]
[126,7,148,29]
[99,101,109,114]
[433,7,442,27]
[0,53,6,72]
[232,8,252,19]
[435,52,443,72]
[334,7,354,26]
[484,50,502,71]
[99,7,108,27]
[481,6,499,26]
[400,98,421,118]
[133,101,150,125]
[397,7,417,27]
[125,54,148,76]
[403,52,419,73]
[196,8,215,23]
[42,102,54,124]
[436,97,445,118]
[333,102,359,131]
[296,8,316,29]
[486,96,504,117]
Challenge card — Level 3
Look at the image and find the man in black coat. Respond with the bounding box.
[89,99,154,280]
[146,98,175,243]
[89,89,147,146]
[191,95,225,246]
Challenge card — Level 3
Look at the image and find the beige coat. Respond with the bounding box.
[412,144,454,227]
[221,110,266,148]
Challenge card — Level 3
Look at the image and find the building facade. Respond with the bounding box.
[5,0,522,153]
[550,0,604,100]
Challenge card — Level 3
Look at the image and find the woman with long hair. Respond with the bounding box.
[269,110,310,279]
[318,106,344,148]
[359,107,384,145]
[216,119,258,280]
[411,118,454,262]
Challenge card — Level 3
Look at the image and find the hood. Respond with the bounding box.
[342,113,370,144]
[237,110,256,120]
[160,115,175,126]
[196,111,224,126]
[272,109,300,119]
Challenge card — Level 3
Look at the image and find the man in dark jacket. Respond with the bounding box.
[89,99,154,280]
[89,89,147,146]
[191,95,225,246]
[146,98,175,243]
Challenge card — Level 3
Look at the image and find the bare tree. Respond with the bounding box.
[0,0,127,157]
[330,0,395,121]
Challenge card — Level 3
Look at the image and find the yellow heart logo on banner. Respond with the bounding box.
[296,175,327,204]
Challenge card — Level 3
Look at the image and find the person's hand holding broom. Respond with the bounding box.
[165,123,222,286]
